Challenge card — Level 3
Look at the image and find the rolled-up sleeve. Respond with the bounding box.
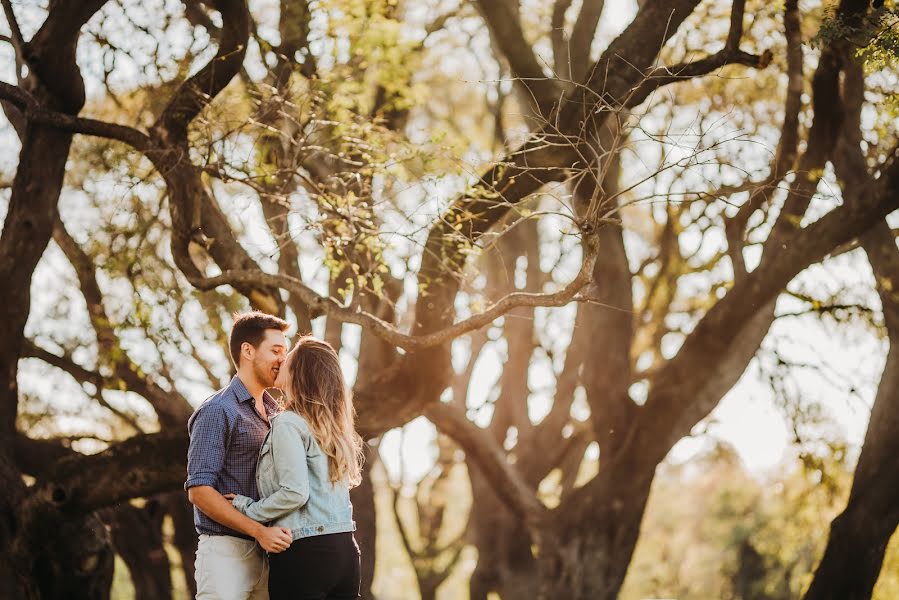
[185,404,228,490]
[232,420,309,523]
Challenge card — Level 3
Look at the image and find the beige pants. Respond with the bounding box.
[195,534,269,600]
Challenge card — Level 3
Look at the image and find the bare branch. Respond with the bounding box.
[53,219,192,426]
[1,0,32,74]
[626,48,772,110]
[192,233,599,352]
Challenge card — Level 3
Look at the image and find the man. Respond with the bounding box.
[186,311,294,599]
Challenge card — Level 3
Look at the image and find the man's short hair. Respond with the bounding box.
[229,311,289,368]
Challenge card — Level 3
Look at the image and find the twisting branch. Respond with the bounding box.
[17,431,187,531]
[152,0,250,142]
[626,0,772,110]
[191,231,600,352]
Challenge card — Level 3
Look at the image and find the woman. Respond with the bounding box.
[226,336,365,599]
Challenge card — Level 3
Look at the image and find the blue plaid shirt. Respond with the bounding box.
[185,376,280,539]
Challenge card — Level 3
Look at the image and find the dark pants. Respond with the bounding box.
[268,532,362,600]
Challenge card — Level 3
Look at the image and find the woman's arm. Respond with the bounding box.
[231,420,310,523]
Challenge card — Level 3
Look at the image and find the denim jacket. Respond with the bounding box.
[231,410,356,540]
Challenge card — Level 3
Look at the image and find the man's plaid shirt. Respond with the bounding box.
[185,376,279,539]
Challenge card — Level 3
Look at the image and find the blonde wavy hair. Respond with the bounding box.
[281,336,364,486]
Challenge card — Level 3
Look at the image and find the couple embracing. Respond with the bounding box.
[185,311,364,599]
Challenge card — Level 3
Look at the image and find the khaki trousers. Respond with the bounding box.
[195,534,269,600]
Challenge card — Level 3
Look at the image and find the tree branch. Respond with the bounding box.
[20,340,145,432]
[726,0,802,279]
[642,151,899,464]
[19,432,187,527]
[626,47,772,111]
[1,0,32,74]
[0,81,151,151]
[424,402,545,525]
[551,0,575,78]
[475,0,563,114]
[411,0,703,347]
[53,219,192,426]
[191,232,599,352]
[14,434,79,478]
[153,0,250,143]
[567,0,604,82]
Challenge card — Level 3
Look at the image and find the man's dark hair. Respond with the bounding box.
[229,311,289,368]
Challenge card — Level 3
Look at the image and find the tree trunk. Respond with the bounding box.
[536,468,653,600]
[467,467,537,599]
[0,2,110,595]
[802,223,899,599]
[351,444,378,599]
[31,513,115,600]
[103,500,172,600]
[0,119,80,599]
[161,492,198,598]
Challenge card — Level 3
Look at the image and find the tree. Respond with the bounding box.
[1,0,897,598]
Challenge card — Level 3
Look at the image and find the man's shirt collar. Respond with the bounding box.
[229,375,254,403]
[229,376,281,416]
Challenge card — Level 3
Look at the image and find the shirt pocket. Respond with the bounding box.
[230,419,260,453]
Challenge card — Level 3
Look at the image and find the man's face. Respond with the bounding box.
[273,347,294,390]
[248,329,287,387]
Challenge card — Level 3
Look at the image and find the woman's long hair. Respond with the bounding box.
[281,337,364,486]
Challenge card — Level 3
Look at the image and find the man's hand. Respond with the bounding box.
[187,485,279,545]
[222,493,292,553]
[255,526,293,553]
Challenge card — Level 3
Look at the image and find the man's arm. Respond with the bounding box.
[229,419,310,522]
[185,404,292,552]
[188,486,291,552]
